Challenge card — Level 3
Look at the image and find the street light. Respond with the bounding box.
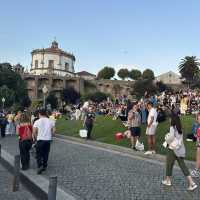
[2,97,5,110]
[42,85,48,109]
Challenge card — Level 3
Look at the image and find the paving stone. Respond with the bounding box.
[0,162,36,200]
[0,136,200,200]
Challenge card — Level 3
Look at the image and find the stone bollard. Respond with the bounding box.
[12,155,20,192]
[48,176,57,200]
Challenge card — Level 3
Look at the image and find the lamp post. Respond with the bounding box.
[1,97,5,111]
[42,85,48,109]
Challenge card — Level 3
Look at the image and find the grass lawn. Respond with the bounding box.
[56,115,197,161]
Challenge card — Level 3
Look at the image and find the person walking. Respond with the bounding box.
[33,109,55,174]
[162,113,197,191]
[144,102,158,155]
[16,113,33,170]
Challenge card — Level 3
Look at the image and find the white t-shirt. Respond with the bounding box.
[83,101,89,109]
[33,117,55,141]
[147,108,158,126]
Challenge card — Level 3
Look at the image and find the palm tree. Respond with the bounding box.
[179,56,200,87]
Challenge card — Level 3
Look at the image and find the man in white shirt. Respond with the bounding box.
[33,109,55,174]
[144,102,158,155]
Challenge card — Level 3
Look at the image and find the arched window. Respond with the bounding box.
[65,63,69,71]
[35,60,38,68]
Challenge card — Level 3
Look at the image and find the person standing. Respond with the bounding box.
[128,104,141,150]
[162,113,197,191]
[33,109,55,174]
[16,113,33,170]
[0,114,8,138]
[144,102,158,155]
[83,107,95,140]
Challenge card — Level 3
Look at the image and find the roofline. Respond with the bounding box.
[31,48,75,61]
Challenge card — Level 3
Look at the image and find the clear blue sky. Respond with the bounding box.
[0,0,200,76]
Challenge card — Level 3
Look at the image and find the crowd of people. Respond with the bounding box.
[66,89,200,191]
[1,89,200,191]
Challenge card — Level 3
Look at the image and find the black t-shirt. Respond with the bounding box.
[85,112,95,125]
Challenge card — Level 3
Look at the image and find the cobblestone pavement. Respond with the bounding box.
[1,135,200,200]
[0,162,36,200]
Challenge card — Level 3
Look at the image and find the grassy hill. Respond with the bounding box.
[56,115,197,161]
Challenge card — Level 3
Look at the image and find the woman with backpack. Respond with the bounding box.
[16,113,33,170]
[162,112,197,191]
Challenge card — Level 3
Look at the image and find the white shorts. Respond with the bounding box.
[146,125,157,136]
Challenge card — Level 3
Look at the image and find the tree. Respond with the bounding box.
[129,69,142,80]
[20,95,31,108]
[0,85,15,107]
[82,92,110,103]
[62,87,80,104]
[131,79,157,99]
[117,68,129,80]
[178,56,200,86]
[0,63,28,108]
[46,93,58,109]
[97,66,115,79]
[142,69,154,80]
[156,81,172,93]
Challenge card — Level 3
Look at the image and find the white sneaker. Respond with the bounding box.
[162,180,172,186]
[144,151,153,155]
[187,183,197,191]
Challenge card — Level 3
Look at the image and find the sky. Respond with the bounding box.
[0,0,200,76]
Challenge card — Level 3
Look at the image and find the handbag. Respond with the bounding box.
[79,129,88,138]
[135,140,144,151]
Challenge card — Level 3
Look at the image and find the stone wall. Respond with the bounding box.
[22,74,84,102]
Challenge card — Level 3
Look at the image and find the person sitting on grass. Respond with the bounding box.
[191,113,200,178]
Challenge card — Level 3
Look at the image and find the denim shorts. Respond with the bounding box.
[130,127,141,137]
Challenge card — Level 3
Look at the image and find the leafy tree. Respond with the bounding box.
[156,81,173,93]
[178,56,200,86]
[142,69,154,80]
[0,63,28,107]
[20,95,31,108]
[97,66,115,79]
[129,69,142,80]
[117,68,129,80]
[30,100,41,110]
[131,79,157,99]
[82,92,110,103]
[46,93,58,109]
[62,87,80,104]
[0,85,15,107]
